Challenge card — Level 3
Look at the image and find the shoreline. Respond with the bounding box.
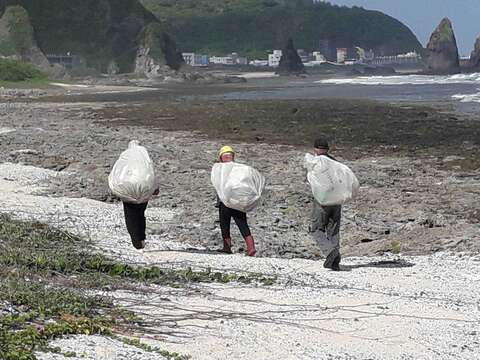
[0,93,477,258]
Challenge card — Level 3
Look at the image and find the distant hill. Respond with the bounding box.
[141,0,423,59]
[0,0,182,73]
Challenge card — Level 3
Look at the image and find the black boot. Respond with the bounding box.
[332,253,341,271]
[217,238,233,254]
[323,248,340,270]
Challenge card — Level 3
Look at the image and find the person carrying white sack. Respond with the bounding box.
[305,137,359,271]
[211,146,265,257]
[108,140,159,250]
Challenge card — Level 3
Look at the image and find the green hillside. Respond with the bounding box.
[141,0,423,59]
[0,0,180,73]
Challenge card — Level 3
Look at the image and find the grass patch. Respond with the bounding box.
[0,215,274,358]
[0,59,46,82]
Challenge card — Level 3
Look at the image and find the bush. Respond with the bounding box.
[0,58,46,82]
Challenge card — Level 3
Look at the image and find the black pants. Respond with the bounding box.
[219,202,251,239]
[123,201,148,249]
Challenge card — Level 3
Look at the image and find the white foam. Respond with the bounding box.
[236,72,278,79]
[0,127,15,135]
[452,91,480,103]
[318,73,480,86]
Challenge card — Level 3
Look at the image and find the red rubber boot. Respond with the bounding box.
[244,235,256,257]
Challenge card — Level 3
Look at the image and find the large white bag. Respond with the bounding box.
[304,153,359,206]
[108,140,156,204]
[211,162,265,213]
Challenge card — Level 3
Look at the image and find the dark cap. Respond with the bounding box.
[314,137,330,150]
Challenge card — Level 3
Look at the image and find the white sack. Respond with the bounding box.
[108,140,156,204]
[211,162,265,213]
[304,153,359,206]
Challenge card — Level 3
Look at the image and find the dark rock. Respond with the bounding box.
[223,76,247,84]
[276,39,305,76]
[351,66,396,76]
[425,18,460,74]
[469,36,480,69]
[135,23,184,77]
[160,32,184,71]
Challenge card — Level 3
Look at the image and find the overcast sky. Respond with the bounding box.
[326,0,480,56]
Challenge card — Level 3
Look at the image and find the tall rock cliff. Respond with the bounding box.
[0,0,183,74]
[469,37,480,70]
[0,5,50,70]
[276,39,305,75]
[425,18,460,74]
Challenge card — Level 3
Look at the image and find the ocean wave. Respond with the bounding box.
[452,91,480,103]
[317,73,480,86]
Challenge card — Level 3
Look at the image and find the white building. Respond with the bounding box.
[209,53,248,66]
[312,51,326,62]
[336,48,348,63]
[371,51,422,65]
[268,50,282,67]
[182,53,209,66]
[210,56,234,65]
[250,59,269,67]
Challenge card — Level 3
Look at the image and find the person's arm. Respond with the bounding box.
[152,176,160,196]
[320,153,337,162]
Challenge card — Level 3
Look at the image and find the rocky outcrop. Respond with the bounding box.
[276,39,305,76]
[135,23,183,77]
[351,66,396,76]
[425,18,460,74]
[0,6,50,70]
[0,0,182,74]
[469,37,480,70]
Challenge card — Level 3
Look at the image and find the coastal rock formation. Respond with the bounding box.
[469,37,480,69]
[0,0,182,74]
[276,39,305,76]
[0,6,50,71]
[425,18,460,74]
[135,23,184,77]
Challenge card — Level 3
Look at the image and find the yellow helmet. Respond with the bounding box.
[218,145,234,158]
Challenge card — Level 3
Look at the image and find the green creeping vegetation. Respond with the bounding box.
[0,215,274,359]
[0,58,46,82]
[0,281,116,360]
[0,215,275,286]
[141,0,422,58]
[115,337,189,360]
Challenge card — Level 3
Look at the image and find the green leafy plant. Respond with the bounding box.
[0,59,45,82]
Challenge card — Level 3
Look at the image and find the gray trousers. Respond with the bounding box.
[310,201,341,256]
